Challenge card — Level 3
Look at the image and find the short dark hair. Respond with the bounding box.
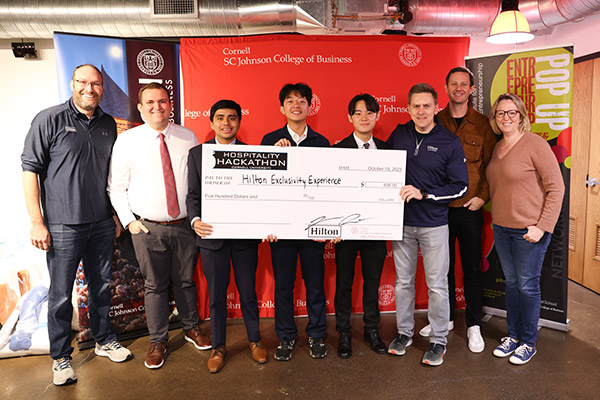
[279,83,312,106]
[446,66,474,86]
[210,99,242,122]
[348,93,379,115]
[138,82,170,103]
[408,83,438,105]
[72,64,102,81]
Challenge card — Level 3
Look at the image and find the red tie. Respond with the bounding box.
[159,133,180,218]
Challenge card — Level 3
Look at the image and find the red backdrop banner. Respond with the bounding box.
[181,34,470,319]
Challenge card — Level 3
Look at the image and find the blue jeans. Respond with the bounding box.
[492,225,551,346]
[47,218,117,359]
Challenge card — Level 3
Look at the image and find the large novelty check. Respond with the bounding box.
[201,144,406,240]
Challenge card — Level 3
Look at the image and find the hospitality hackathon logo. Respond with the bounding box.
[398,43,422,67]
[212,150,288,170]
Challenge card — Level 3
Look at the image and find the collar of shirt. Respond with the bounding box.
[215,136,236,145]
[69,97,98,123]
[286,124,308,145]
[149,122,173,139]
[353,132,376,149]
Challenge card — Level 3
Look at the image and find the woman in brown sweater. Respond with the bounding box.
[486,93,564,365]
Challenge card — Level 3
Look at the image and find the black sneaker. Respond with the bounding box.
[422,343,446,366]
[274,338,295,361]
[308,336,327,359]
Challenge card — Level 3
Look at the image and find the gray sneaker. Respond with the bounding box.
[95,340,133,362]
[388,334,413,356]
[422,343,446,366]
[52,357,77,386]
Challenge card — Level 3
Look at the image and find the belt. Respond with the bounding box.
[135,214,186,226]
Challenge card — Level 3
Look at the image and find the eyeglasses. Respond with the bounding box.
[73,79,103,89]
[496,110,519,118]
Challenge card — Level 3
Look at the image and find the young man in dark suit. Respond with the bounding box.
[333,94,390,358]
[261,83,330,361]
[186,100,267,373]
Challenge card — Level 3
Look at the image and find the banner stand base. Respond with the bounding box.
[482,306,570,332]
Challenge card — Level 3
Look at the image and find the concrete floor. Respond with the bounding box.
[2,280,599,400]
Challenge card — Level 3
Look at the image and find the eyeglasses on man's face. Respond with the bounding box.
[73,79,103,89]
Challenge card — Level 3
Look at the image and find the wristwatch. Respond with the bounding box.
[420,189,428,200]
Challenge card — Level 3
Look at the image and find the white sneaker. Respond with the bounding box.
[95,340,133,362]
[418,320,454,337]
[53,357,77,386]
[466,325,485,353]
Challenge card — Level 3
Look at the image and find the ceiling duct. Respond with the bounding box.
[401,0,600,35]
[0,0,327,38]
[0,0,598,39]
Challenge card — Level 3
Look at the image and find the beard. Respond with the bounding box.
[73,90,102,112]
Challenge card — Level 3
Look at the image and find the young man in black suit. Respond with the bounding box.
[261,83,330,361]
[186,100,267,373]
[333,94,390,358]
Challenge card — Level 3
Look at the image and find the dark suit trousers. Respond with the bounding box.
[334,240,387,334]
[269,240,327,340]
[131,222,200,343]
[200,241,260,348]
[448,207,484,327]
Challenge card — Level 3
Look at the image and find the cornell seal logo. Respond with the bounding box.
[137,49,164,75]
[378,284,395,306]
[398,43,422,67]
[309,93,322,116]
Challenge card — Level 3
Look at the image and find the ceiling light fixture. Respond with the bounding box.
[486,0,534,44]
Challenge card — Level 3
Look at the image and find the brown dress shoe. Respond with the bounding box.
[207,347,226,373]
[249,341,268,364]
[144,342,167,369]
[185,327,212,350]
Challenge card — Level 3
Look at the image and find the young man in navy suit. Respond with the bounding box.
[333,94,390,358]
[261,83,330,361]
[186,100,267,373]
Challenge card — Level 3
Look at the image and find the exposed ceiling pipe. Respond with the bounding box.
[0,0,326,39]
[402,0,600,35]
[0,0,598,39]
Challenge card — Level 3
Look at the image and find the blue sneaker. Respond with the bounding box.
[509,344,536,365]
[493,337,519,357]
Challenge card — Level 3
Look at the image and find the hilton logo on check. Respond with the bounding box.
[307,226,341,238]
[212,150,288,170]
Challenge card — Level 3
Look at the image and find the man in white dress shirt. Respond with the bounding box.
[108,83,211,370]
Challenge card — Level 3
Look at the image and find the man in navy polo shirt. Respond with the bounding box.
[22,64,132,386]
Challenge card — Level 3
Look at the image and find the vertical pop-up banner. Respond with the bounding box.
[466,45,573,330]
[54,33,184,348]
